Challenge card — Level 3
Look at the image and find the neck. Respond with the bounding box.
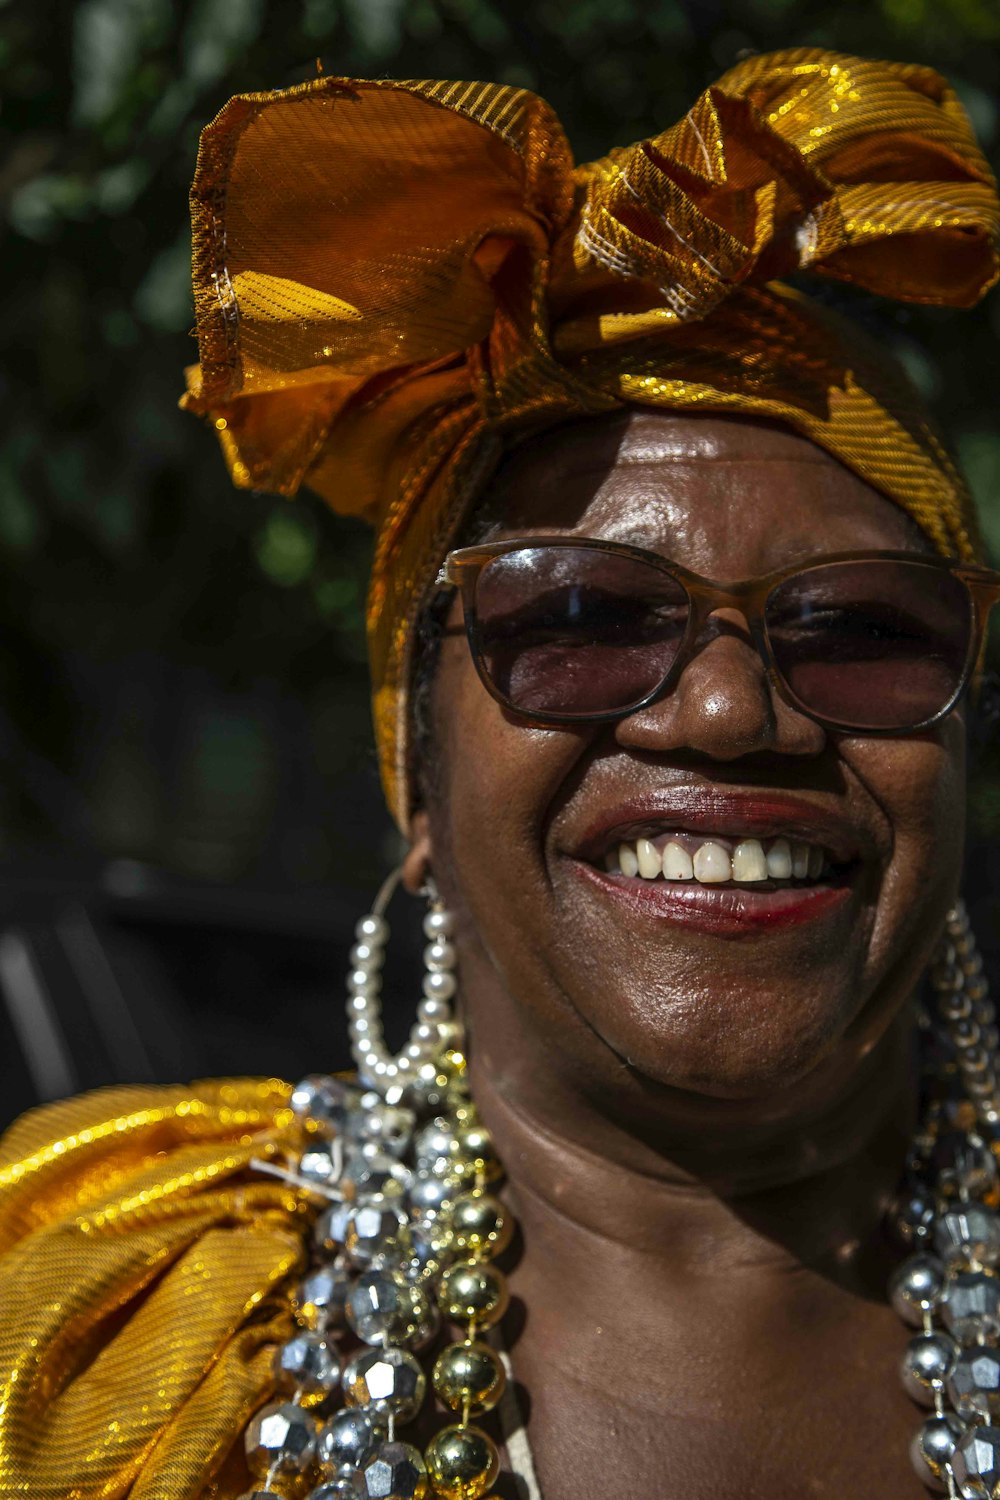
[468,1005,917,1288]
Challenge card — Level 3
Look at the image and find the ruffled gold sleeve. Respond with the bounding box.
[0,1079,308,1500]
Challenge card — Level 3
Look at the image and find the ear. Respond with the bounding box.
[402,808,433,894]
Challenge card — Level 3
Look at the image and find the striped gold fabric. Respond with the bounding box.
[0,1080,306,1498]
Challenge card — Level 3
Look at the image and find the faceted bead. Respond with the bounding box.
[450,1192,511,1259]
[274,1331,340,1396]
[930,1131,998,1199]
[910,1413,965,1493]
[890,1253,947,1326]
[292,1262,351,1330]
[951,1425,1000,1497]
[949,1346,1000,1419]
[942,1270,1000,1343]
[309,1478,368,1500]
[342,1346,426,1422]
[245,1400,318,1476]
[363,1440,429,1499]
[346,1269,421,1347]
[425,1423,500,1500]
[439,1261,509,1329]
[433,1340,506,1415]
[345,1151,410,1200]
[346,1202,411,1270]
[353,1104,416,1159]
[900,1331,959,1406]
[315,1203,355,1254]
[236,1492,284,1500]
[300,1146,341,1185]
[936,1206,1000,1268]
[317,1407,383,1474]
[891,1187,936,1249]
[291,1074,357,1133]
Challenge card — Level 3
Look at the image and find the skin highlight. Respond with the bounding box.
[403,410,967,1499]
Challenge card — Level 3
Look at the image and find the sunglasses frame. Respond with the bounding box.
[436,538,1000,735]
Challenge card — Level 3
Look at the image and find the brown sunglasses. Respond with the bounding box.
[436,538,1000,734]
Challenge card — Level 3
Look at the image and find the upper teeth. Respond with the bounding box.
[608,836,828,884]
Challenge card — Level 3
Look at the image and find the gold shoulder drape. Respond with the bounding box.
[181,49,1000,828]
[0,1080,306,1499]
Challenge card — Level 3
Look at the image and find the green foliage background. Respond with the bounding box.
[2,0,999,892]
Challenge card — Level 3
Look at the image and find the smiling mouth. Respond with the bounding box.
[602,831,837,889]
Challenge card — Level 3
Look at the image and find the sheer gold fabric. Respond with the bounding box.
[182,49,999,828]
[0,1080,306,1498]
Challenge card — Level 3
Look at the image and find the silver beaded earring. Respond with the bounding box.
[347,866,463,1105]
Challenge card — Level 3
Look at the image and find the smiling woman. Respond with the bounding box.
[2,46,1000,1500]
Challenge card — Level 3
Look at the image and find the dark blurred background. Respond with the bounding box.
[1,0,999,1128]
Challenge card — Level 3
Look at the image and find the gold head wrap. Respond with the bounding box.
[181,48,1000,828]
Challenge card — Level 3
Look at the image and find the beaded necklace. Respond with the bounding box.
[240,891,1000,1500]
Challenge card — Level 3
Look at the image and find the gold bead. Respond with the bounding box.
[453,1123,502,1184]
[438,1261,509,1329]
[432,1340,506,1415]
[451,1191,512,1259]
[425,1423,500,1500]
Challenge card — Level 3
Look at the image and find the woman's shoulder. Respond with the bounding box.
[0,1077,310,1500]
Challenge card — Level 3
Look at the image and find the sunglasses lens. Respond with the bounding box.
[766,560,972,729]
[474,546,689,717]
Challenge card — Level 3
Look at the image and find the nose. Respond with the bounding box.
[614,609,826,761]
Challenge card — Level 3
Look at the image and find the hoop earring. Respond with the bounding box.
[347,865,464,1103]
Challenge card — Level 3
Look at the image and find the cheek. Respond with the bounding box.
[849,724,966,994]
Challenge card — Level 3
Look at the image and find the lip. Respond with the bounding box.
[570,786,869,867]
[573,861,854,936]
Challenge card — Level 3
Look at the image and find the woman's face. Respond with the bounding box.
[418,411,966,1110]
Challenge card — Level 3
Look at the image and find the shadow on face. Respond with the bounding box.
[416,410,966,1128]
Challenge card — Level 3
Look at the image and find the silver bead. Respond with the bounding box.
[409,1171,457,1218]
[423,908,454,939]
[290,1075,356,1131]
[356,914,389,944]
[890,1254,947,1325]
[315,1203,354,1253]
[951,1425,1000,1497]
[949,1346,1000,1419]
[317,1406,383,1474]
[354,1104,416,1159]
[900,1331,959,1405]
[275,1331,341,1395]
[414,1119,457,1166]
[936,1207,1000,1267]
[893,1188,937,1249]
[307,1477,368,1500]
[346,1269,422,1347]
[362,1440,428,1500]
[299,1146,339,1185]
[346,1201,411,1270]
[942,1270,1000,1343]
[423,940,456,972]
[910,1413,965,1493]
[343,1347,426,1422]
[245,1401,318,1474]
[292,1263,351,1330]
[932,1133,998,1199]
[421,970,456,1002]
[344,1151,410,1200]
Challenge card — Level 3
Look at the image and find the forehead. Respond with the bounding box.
[487,410,929,574]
